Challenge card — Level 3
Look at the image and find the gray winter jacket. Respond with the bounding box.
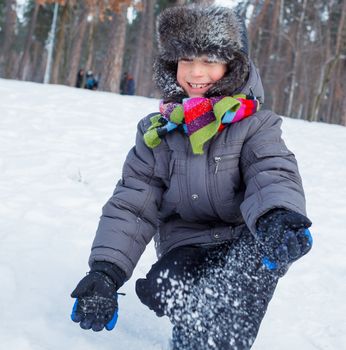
[89,62,307,280]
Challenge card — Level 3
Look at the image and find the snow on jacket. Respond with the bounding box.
[89,62,307,280]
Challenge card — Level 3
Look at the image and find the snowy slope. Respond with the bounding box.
[0,78,345,350]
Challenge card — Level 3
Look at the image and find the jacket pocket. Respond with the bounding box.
[253,142,294,159]
[252,142,302,187]
[213,154,240,174]
[210,153,241,205]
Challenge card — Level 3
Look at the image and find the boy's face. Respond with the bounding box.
[177,55,227,98]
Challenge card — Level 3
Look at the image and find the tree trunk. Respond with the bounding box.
[309,0,346,122]
[136,0,155,96]
[0,0,17,78]
[99,4,127,92]
[51,2,70,84]
[31,41,43,82]
[84,17,96,72]
[66,6,88,86]
[287,0,307,118]
[17,2,40,80]
[331,58,346,125]
[131,11,146,91]
[60,2,76,84]
[248,0,270,44]
[261,0,280,82]
[271,0,285,113]
[341,98,346,126]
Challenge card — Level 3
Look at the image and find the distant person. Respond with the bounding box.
[120,72,128,94]
[120,72,135,95]
[126,74,135,95]
[75,68,85,88]
[85,70,98,90]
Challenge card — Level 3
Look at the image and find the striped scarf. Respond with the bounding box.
[144,94,259,155]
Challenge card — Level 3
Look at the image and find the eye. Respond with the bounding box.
[180,57,193,63]
[204,59,218,65]
[203,58,226,65]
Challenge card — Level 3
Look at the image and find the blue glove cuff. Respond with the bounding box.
[105,310,118,331]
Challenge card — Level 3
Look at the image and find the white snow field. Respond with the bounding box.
[0,78,345,350]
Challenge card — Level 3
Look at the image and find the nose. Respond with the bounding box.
[189,62,205,77]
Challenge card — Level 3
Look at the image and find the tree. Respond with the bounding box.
[66,3,88,86]
[0,0,17,78]
[17,1,40,80]
[51,1,71,84]
[131,0,155,96]
[309,0,346,123]
[84,13,97,76]
[99,3,128,92]
[246,0,345,124]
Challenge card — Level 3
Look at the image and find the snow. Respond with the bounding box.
[0,78,345,349]
[214,0,243,8]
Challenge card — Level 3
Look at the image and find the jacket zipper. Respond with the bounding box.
[214,157,221,174]
[206,151,218,218]
[214,154,238,174]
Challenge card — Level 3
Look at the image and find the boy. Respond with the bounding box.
[71,5,312,349]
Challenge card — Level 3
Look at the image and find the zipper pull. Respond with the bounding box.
[214,156,221,174]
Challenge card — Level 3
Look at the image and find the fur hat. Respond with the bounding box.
[153,5,250,102]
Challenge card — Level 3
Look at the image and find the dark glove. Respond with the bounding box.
[71,262,126,332]
[256,209,313,275]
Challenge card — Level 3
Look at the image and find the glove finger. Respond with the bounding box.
[80,314,95,330]
[92,320,105,332]
[282,212,312,229]
[284,231,301,259]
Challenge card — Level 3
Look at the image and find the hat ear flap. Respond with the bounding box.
[153,57,187,102]
[205,53,250,98]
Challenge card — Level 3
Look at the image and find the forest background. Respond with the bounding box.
[0,0,345,125]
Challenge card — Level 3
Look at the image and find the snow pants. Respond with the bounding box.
[136,229,279,350]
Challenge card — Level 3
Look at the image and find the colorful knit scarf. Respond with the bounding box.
[144,94,259,155]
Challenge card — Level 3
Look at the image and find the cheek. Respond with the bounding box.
[210,65,227,81]
[176,64,186,87]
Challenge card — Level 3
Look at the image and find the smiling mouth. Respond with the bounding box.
[188,82,212,89]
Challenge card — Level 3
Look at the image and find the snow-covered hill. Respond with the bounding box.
[0,78,345,350]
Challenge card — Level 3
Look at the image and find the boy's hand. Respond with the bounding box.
[256,209,313,275]
[71,271,118,331]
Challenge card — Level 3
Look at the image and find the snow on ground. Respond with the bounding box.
[0,78,345,350]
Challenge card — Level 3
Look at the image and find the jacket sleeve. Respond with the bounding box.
[240,111,307,235]
[88,116,164,280]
